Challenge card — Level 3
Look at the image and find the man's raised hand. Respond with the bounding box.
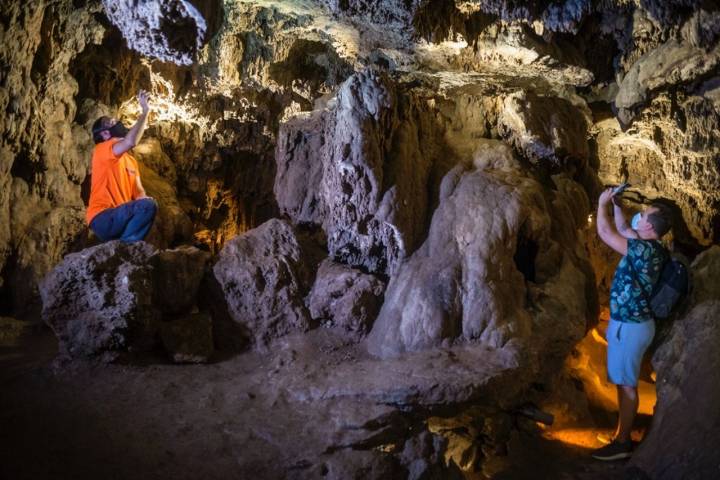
[599,187,615,207]
[138,89,150,113]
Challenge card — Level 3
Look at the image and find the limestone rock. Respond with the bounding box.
[274,110,328,225]
[498,91,589,169]
[630,246,720,479]
[0,0,106,315]
[367,142,589,361]
[615,10,720,125]
[399,431,463,480]
[159,312,213,363]
[594,92,720,246]
[212,219,312,347]
[101,0,210,65]
[276,70,445,275]
[137,162,194,249]
[307,259,386,339]
[39,241,159,359]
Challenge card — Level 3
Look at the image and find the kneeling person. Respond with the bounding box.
[86,90,157,243]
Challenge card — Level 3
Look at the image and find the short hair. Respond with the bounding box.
[647,202,672,237]
[91,116,111,144]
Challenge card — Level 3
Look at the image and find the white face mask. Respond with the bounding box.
[631,212,641,230]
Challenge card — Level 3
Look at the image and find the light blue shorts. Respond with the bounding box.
[606,318,655,387]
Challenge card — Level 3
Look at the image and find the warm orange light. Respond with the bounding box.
[542,428,601,449]
[590,327,607,346]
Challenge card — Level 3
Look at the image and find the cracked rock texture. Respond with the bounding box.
[212,219,314,347]
[307,259,386,339]
[40,241,210,361]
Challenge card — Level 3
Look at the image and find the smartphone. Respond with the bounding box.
[612,183,630,195]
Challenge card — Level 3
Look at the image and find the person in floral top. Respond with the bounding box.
[592,187,671,461]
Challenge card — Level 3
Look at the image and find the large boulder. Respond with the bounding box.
[367,141,591,367]
[307,259,386,340]
[212,219,313,347]
[40,241,159,359]
[40,241,211,361]
[630,246,720,478]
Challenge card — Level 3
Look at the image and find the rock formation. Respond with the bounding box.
[307,259,386,339]
[366,141,592,369]
[40,241,210,362]
[212,218,314,347]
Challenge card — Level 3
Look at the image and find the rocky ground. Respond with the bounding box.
[0,323,632,480]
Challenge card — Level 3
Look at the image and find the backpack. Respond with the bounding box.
[648,254,691,319]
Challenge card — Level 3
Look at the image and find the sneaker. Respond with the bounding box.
[596,432,615,445]
[591,440,633,461]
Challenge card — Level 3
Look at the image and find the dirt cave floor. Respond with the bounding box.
[0,323,648,480]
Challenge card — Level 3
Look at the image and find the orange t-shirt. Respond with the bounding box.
[86,139,141,224]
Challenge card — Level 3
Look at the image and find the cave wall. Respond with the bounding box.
[0,1,106,316]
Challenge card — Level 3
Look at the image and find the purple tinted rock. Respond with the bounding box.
[101,0,212,65]
[307,259,386,339]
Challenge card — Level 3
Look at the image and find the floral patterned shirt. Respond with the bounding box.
[609,239,668,323]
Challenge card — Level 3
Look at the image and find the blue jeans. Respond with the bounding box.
[90,198,158,243]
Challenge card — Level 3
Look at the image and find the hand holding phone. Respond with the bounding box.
[612,183,630,195]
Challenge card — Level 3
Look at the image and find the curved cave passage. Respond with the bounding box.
[2,1,719,479]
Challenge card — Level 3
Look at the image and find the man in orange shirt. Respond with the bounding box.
[87,90,158,243]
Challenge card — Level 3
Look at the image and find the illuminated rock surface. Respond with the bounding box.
[1,0,720,478]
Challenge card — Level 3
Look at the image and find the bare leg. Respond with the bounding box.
[615,385,638,443]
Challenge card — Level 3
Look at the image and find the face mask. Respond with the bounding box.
[631,212,641,230]
[108,121,129,138]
